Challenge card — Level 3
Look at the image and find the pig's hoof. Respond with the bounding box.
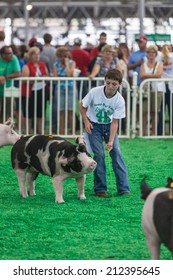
[29,192,36,196]
[56,199,65,203]
[79,195,86,200]
[21,193,28,198]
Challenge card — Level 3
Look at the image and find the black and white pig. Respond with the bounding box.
[140,177,173,259]
[0,118,20,147]
[11,135,97,203]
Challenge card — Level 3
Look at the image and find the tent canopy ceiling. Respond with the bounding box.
[0,1,173,22]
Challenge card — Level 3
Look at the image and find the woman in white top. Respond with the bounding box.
[140,45,163,135]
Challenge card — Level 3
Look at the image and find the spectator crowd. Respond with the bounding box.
[0,30,173,136]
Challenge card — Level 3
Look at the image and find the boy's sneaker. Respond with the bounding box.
[95,192,109,197]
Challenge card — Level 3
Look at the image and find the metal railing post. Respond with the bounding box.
[131,72,138,138]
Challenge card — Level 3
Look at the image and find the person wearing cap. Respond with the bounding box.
[127,35,148,86]
[70,37,90,79]
[70,37,90,98]
[90,32,107,61]
[73,37,81,45]
[28,37,37,48]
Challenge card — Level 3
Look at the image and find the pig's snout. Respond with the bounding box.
[88,160,97,171]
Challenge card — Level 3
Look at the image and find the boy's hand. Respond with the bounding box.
[105,141,113,152]
[84,119,93,134]
[0,76,6,85]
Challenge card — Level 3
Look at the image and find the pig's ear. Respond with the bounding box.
[78,143,87,153]
[10,122,14,129]
[59,157,68,166]
[76,136,86,145]
[5,117,13,126]
[59,156,74,166]
[4,118,11,125]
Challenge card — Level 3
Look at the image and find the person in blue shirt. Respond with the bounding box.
[127,35,148,86]
[127,35,148,130]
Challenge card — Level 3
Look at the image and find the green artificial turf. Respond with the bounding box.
[0,138,173,260]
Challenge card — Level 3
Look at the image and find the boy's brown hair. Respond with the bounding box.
[105,69,122,84]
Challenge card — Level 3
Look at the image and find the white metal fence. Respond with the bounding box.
[3,76,131,138]
[138,78,173,138]
[4,75,173,138]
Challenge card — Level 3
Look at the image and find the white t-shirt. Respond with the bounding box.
[82,86,125,124]
[162,60,173,93]
[157,52,173,64]
[157,52,173,92]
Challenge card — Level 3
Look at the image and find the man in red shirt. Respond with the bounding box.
[70,37,90,77]
[70,37,90,98]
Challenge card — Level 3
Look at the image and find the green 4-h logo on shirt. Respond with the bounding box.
[96,109,111,123]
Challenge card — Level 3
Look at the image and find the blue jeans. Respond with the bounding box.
[88,122,130,194]
[158,84,173,135]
